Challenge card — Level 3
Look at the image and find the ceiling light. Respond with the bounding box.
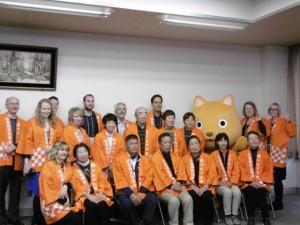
[159,14,250,31]
[0,0,112,17]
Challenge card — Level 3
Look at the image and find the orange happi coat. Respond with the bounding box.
[267,116,297,168]
[115,119,134,134]
[210,149,240,185]
[91,131,125,169]
[70,160,113,211]
[238,148,273,191]
[241,117,270,150]
[60,124,90,162]
[56,117,65,130]
[178,152,218,195]
[146,111,164,128]
[94,111,104,134]
[157,127,186,157]
[16,117,63,172]
[123,124,158,158]
[151,150,184,197]
[39,160,76,224]
[0,113,26,170]
[179,127,206,153]
[113,152,154,199]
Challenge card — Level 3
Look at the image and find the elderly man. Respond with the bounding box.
[123,107,158,158]
[0,97,26,225]
[114,102,133,136]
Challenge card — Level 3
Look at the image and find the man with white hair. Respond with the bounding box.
[114,102,133,136]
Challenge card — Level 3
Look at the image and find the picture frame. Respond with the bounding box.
[0,44,58,91]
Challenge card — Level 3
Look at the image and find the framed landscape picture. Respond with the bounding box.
[0,44,58,90]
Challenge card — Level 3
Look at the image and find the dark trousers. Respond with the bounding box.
[0,166,23,223]
[243,186,269,219]
[188,190,214,225]
[118,193,157,225]
[273,167,286,204]
[32,196,45,225]
[84,199,109,225]
[52,211,82,225]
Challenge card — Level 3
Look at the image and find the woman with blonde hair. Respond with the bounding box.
[17,98,63,225]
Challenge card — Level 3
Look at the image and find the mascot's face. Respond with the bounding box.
[193,95,242,152]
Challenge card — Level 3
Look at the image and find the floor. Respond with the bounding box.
[18,193,300,225]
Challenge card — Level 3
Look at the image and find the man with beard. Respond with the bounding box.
[114,102,133,136]
[82,94,104,145]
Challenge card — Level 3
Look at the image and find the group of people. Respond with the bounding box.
[0,94,296,225]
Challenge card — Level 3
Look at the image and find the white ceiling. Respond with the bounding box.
[0,0,300,47]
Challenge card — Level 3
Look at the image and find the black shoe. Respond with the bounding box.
[263,218,271,225]
[270,201,283,210]
[247,218,255,225]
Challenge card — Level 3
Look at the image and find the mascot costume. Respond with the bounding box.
[193,95,247,153]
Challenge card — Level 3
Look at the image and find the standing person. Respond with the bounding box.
[114,102,133,136]
[71,143,113,225]
[113,134,157,225]
[151,133,193,225]
[238,131,273,225]
[210,133,241,225]
[39,141,82,225]
[267,103,297,210]
[16,98,63,225]
[241,101,270,150]
[61,107,90,162]
[91,113,125,183]
[157,110,186,157]
[147,94,164,129]
[179,135,217,225]
[0,97,26,225]
[180,112,205,153]
[123,107,158,158]
[81,94,104,145]
[48,96,64,129]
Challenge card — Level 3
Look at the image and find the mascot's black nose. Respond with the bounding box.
[206,132,213,137]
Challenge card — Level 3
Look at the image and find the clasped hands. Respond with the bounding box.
[130,193,142,207]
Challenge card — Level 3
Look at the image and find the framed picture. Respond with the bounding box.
[0,44,58,90]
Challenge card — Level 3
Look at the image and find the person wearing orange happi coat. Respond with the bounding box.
[210,133,241,225]
[114,102,134,136]
[0,97,26,225]
[113,134,157,225]
[151,133,193,225]
[61,107,90,162]
[39,141,82,225]
[266,103,297,210]
[179,135,218,225]
[241,101,270,151]
[238,131,273,225]
[179,112,205,153]
[157,110,186,157]
[16,99,63,225]
[146,94,164,129]
[71,143,113,225]
[123,107,158,158]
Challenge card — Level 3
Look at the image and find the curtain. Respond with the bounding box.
[287,45,300,158]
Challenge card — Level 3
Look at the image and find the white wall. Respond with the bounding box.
[0,26,298,214]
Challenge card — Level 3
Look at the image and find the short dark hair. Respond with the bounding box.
[83,94,94,102]
[162,110,175,120]
[158,132,172,143]
[247,131,259,140]
[183,112,195,121]
[48,96,59,103]
[215,132,230,149]
[125,134,139,143]
[187,135,201,146]
[102,113,118,127]
[151,94,163,104]
[73,143,90,159]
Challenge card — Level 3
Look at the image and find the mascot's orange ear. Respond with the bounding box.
[220,95,235,106]
[194,96,207,107]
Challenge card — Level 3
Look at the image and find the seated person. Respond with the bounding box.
[70,143,113,225]
[238,131,273,225]
[179,135,218,225]
[210,133,241,225]
[151,133,193,225]
[113,134,157,225]
[39,141,82,225]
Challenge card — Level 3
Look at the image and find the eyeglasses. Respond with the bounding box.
[270,108,279,111]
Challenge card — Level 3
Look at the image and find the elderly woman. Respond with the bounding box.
[61,107,90,162]
[70,143,113,225]
[17,98,63,225]
[39,141,82,225]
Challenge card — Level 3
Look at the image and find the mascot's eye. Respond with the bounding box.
[196,121,202,129]
[218,119,227,128]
